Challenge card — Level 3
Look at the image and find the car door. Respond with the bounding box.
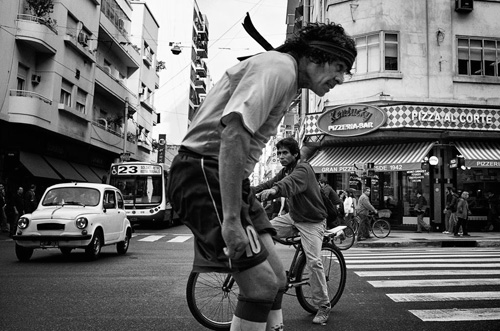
[103,190,121,242]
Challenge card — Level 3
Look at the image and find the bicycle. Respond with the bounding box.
[328,223,355,250]
[186,231,347,330]
[347,209,391,239]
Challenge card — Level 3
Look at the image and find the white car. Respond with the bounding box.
[13,183,132,262]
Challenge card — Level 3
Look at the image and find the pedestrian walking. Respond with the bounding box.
[167,21,357,331]
[0,183,9,233]
[415,190,430,233]
[483,192,499,232]
[454,191,471,237]
[343,188,357,224]
[24,184,37,213]
[356,187,377,240]
[443,186,459,234]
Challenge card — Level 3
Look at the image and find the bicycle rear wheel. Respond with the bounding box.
[331,225,355,250]
[295,243,347,313]
[186,271,237,330]
[372,219,391,238]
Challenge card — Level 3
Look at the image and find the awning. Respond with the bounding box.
[309,142,435,173]
[19,152,61,180]
[44,156,85,182]
[455,141,500,168]
[70,162,102,183]
[90,166,108,183]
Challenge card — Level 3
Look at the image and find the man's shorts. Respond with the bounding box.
[167,147,276,273]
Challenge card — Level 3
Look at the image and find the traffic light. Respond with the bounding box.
[457,156,465,170]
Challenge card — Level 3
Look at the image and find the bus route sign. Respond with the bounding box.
[111,164,162,175]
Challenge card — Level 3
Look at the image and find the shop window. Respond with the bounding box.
[457,37,499,77]
[401,170,430,217]
[354,32,399,74]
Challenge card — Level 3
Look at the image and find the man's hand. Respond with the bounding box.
[222,219,249,260]
[260,188,277,201]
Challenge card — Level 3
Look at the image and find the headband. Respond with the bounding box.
[308,41,356,67]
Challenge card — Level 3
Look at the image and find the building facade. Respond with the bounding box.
[0,0,160,197]
[297,0,500,230]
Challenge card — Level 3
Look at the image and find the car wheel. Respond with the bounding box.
[85,230,103,260]
[117,230,131,255]
[15,244,34,262]
[60,248,72,256]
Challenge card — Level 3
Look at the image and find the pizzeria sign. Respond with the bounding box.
[317,104,387,137]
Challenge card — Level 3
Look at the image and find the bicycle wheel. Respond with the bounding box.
[347,216,360,235]
[295,243,347,313]
[186,271,237,330]
[372,219,391,238]
[331,225,355,250]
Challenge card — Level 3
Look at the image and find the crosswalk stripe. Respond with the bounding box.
[138,235,165,242]
[387,291,500,302]
[368,278,500,288]
[409,308,500,321]
[167,235,191,243]
[355,270,500,277]
[346,258,500,263]
[347,263,500,269]
[345,254,500,259]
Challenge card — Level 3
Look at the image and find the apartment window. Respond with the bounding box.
[60,79,73,107]
[76,88,87,113]
[17,63,28,91]
[458,37,499,77]
[354,32,399,74]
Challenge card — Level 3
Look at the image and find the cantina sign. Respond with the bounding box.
[317,104,387,137]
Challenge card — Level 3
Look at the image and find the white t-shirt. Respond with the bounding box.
[181,51,298,177]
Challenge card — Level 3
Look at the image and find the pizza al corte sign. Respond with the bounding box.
[317,104,387,137]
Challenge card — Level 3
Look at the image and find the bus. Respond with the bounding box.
[108,161,177,225]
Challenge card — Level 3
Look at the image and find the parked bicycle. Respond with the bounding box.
[186,231,347,330]
[347,209,392,239]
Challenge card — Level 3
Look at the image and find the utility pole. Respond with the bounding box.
[122,97,129,161]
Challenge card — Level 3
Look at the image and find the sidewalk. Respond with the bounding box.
[355,229,500,248]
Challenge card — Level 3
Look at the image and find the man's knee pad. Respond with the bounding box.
[271,288,286,310]
[234,295,274,323]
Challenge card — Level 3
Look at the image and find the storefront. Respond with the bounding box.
[304,104,500,230]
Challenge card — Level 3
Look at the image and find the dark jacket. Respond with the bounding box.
[321,184,342,206]
[456,198,470,220]
[254,162,327,223]
[446,193,459,213]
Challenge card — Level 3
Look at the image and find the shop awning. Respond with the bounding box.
[309,142,435,173]
[19,152,61,180]
[70,162,102,183]
[455,141,500,168]
[44,156,85,182]
[90,166,108,183]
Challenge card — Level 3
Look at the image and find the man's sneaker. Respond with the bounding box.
[312,307,331,324]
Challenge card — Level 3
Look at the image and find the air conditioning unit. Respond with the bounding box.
[455,0,473,12]
[78,32,88,46]
[103,66,111,75]
[31,75,41,84]
[118,19,124,30]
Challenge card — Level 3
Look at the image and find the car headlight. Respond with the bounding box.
[76,217,88,229]
[17,217,30,229]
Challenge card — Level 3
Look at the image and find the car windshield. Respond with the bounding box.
[42,187,101,207]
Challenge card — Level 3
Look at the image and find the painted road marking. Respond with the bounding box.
[138,235,165,242]
[347,263,500,269]
[355,269,500,277]
[409,308,500,321]
[368,278,500,288]
[345,258,500,263]
[387,291,500,302]
[345,253,500,259]
[167,235,191,243]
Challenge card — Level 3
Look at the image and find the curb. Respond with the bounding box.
[355,239,500,248]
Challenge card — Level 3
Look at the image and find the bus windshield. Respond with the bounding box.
[110,175,163,205]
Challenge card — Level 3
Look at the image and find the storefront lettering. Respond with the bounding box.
[330,106,373,122]
[328,122,374,131]
[411,111,493,125]
[476,161,500,167]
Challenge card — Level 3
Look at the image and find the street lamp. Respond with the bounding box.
[169,42,190,55]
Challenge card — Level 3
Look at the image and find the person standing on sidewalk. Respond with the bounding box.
[343,188,357,225]
[0,183,8,233]
[443,187,459,234]
[415,190,430,233]
[356,187,377,240]
[455,191,471,237]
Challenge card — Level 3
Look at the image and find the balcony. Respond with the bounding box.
[8,90,53,128]
[196,41,208,58]
[195,79,206,93]
[195,60,207,77]
[15,14,58,54]
[99,18,140,69]
[143,52,153,66]
[90,120,125,154]
[95,64,137,105]
[64,33,96,63]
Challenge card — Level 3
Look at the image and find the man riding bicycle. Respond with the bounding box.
[255,137,332,325]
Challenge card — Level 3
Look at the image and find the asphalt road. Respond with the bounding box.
[1,224,499,331]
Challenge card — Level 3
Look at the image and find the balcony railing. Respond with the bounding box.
[10,90,52,104]
[17,14,58,34]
